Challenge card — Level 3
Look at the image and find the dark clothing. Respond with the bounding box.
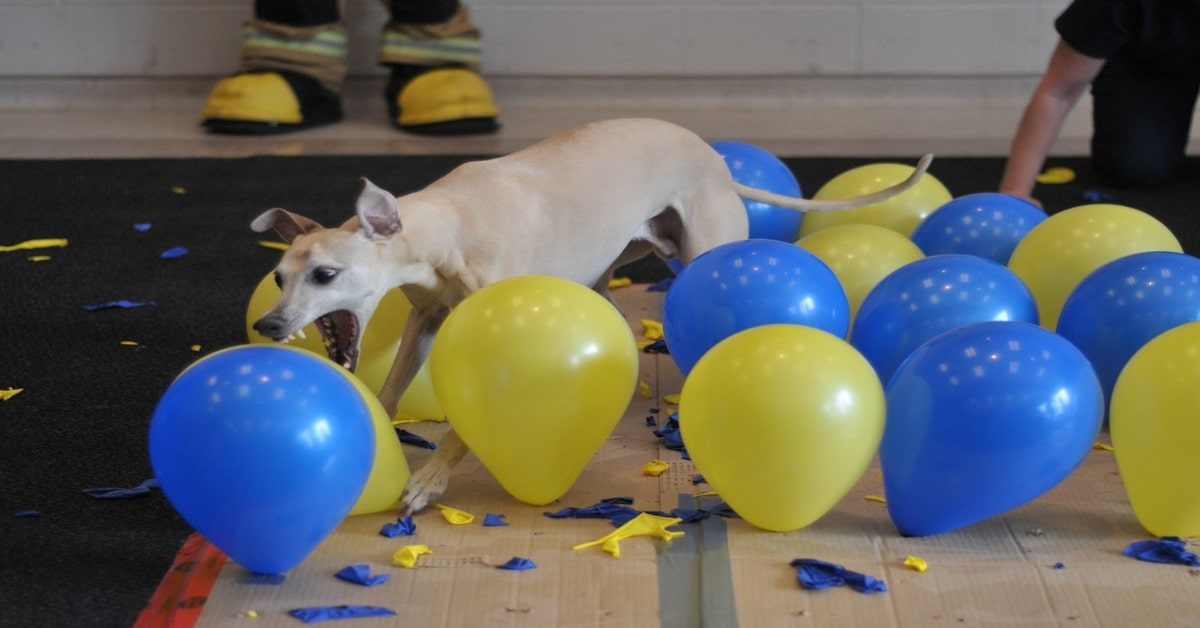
[1055,0,1200,186]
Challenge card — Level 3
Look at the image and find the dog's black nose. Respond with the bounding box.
[253,316,286,339]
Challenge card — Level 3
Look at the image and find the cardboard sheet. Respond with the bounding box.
[184,286,1200,627]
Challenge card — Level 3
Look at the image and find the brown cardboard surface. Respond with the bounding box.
[192,285,1200,627]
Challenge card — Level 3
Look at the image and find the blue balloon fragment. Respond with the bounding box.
[496,557,537,571]
[483,513,509,527]
[160,246,189,259]
[1123,538,1200,566]
[83,477,159,499]
[335,565,391,587]
[379,516,416,538]
[790,559,887,594]
[288,606,397,624]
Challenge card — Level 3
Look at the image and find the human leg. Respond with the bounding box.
[201,0,347,134]
[1090,52,1200,187]
[379,0,499,135]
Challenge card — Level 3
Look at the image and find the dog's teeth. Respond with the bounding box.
[294,329,306,340]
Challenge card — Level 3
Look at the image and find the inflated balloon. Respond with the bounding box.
[801,162,952,238]
[910,192,1046,264]
[1111,321,1200,537]
[711,141,804,241]
[796,223,925,322]
[882,322,1103,537]
[663,239,850,375]
[429,276,638,506]
[150,345,375,574]
[850,254,1038,383]
[679,324,885,532]
[1007,203,1182,331]
[342,369,411,516]
[245,272,443,422]
[1057,251,1200,413]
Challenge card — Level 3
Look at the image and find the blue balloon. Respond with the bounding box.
[1057,251,1200,413]
[911,193,1046,263]
[711,141,803,241]
[150,345,375,575]
[851,254,1038,384]
[663,239,849,375]
[882,322,1103,537]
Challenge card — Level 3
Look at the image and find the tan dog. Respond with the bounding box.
[250,117,932,515]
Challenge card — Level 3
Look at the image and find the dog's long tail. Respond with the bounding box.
[733,154,934,213]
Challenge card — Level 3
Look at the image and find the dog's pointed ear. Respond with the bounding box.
[356,178,402,240]
[250,208,323,244]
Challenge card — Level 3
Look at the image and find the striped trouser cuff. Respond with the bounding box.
[379,31,482,69]
[239,22,348,93]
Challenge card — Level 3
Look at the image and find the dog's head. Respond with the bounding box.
[249,178,418,372]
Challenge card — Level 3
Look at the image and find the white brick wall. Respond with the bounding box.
[0,0,1070,78]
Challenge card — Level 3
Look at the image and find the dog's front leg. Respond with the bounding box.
[377,305,448,415]
[399,428,470,516]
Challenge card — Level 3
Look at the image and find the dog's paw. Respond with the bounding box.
[398,463,450,516]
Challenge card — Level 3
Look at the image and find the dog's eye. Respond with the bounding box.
[312,267,339,285]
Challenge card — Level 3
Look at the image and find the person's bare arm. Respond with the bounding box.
[1000,40,1106,205]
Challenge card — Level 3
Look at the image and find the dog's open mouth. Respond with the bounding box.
[316,310,360,372]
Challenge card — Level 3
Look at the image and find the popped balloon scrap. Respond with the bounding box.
[334,565,391,587]
[496,557,537,571]
[790,559,888,594]
[572,513,685,558]
[288,606,397,624]
[1123,538,1200,567]
[83,477,160,499]
[392,545,432,569]
[379,516,416,538]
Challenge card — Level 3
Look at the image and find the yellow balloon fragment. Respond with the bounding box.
[430,276,639,506]
[0,387,24,401]
[433,503,476,525]
[1110,321,1200,538]
[245,272,444,422]
[572,513,685,558]
[1035,166,1076,184]
[642,460,670,477]
[641,319,664,341]
[679,325,885,532]
[1007,204,1181,330]
[903,556,929,573]
[638,381,652,400]
[796,223,925,323]
[392,545,432,569]
[802,163,952,238]
[0,238,68,253]
[608,277,633,290]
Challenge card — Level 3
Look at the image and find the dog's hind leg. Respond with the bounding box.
[677,189,749,264]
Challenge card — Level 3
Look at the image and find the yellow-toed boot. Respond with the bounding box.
[201,70,344,135]
[386,65,499,136]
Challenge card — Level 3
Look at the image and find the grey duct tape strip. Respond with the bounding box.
[657,494,738,628]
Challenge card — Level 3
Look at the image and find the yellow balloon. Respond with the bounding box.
[1007,204,1182,331]
[1110,321,1200,538]
[796,224,925,324]
[245,272,444,422]
[679,324,885,532]
[429,276,639,506]
[802,162,952,238]
[342,369,411,516]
